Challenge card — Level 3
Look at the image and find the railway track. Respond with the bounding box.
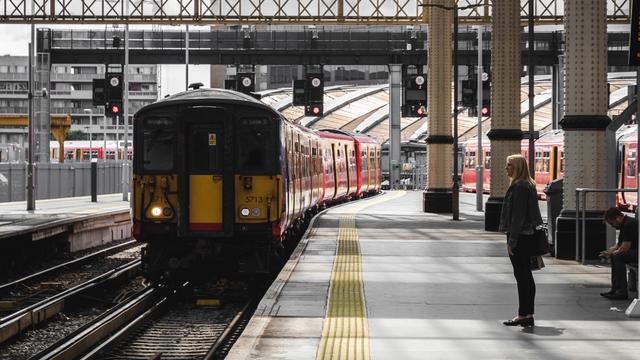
[0,259,142,348]
[30,282,254,360]
[0,239,139,298]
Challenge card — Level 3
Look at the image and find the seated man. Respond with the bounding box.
[600,207,639,300]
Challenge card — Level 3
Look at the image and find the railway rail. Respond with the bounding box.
[0,239,138,292]
[0,259,142,346]
[31,282,254,360]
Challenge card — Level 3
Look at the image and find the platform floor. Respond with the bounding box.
[0,194,130,240]
[228,191,640,360]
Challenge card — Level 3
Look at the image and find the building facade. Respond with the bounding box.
[0,55,158,161]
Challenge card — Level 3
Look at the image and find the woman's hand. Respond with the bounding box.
[507,244,514,256]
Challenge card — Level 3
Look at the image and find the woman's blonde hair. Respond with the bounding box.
[507,154,536,188]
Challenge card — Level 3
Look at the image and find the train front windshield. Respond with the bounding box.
[236,118,275,174]
[142,117,175,171]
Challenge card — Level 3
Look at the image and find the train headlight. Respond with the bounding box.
[162,207,173,216]
[240,208,250,217]
[252,208,261,217]
[150,206,162,217]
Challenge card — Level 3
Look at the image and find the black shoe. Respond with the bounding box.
[503,317,534,327]
[600,290,615,297]
[604,292,628,300]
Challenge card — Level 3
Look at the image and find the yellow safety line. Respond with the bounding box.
[316,191,406,360]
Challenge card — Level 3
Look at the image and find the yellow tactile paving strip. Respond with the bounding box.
[316,191,406,360]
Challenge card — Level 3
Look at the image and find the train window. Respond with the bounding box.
[485,151,491,169]
[189,128,220,172]
[627,149,636,177]
[142,117,175,171]
[543,151,550,172]
[468,151,476,168]
[236,128,274,173]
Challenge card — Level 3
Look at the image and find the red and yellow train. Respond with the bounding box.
[461,126,638,209]
[131,88,380,281]
[462,130,564,198]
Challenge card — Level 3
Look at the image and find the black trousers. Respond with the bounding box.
[611,249,638,294]
[509,235,536,316]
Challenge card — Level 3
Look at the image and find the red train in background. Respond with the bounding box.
[462,130,564,199]
[461,126,638,210]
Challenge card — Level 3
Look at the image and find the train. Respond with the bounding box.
[130,88,381,282]
[461,126,638,209]
[49,141,133,162]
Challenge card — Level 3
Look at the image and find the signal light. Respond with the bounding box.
[106,101,122,116]
[305,102,323,117]
[416,106,425,116]
[481,105,490,116]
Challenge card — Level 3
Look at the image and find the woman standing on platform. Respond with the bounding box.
[499,154,543,327]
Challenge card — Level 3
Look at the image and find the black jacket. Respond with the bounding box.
[499,180,544,248]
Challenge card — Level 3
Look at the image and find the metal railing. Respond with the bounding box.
[575,187,637,264]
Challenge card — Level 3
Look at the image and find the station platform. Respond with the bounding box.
[0,194,131,251]
[228,191,640,360]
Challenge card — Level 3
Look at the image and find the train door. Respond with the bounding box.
[182,108,233,236]
[331,143,338,198]
[344,144,351,195]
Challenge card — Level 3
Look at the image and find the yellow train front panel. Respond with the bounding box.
[189,175,224,232]
[235,175,281,224]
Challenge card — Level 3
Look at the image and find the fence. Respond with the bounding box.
[0,162,125,202]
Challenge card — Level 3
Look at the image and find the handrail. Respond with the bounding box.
[575,187,638,264]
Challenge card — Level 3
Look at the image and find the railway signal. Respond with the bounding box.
[402,73,427,117]
[481,104,490,116]
[92,79,106,106]
[461,79,477,107]
[304,72,324,117]
[237,73,255,94]
[106,72,123,104]
[306,103,323,116]
[106,101,122,116]
[481,74,491,117]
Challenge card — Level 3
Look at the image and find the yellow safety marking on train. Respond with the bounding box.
[316,191,406,360]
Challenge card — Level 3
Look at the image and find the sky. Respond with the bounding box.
[0,24,211,98]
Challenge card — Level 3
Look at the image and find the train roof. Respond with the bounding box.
[315,129,355,141]
[135,88,279,117]
[317,128,377,143]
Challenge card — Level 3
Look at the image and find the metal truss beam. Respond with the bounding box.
[40,29,632,66]
[1,0,631,25]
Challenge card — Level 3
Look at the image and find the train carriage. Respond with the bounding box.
[131,88,381,282]
[461,130,564,198]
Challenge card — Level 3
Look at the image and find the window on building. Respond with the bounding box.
[0,65,9,73]
[15,66,26,73]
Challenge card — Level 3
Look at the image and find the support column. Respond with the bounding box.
[423,0,453,213]
[485,0,521,230]
[388,64,402,189]
[556,0,609,260]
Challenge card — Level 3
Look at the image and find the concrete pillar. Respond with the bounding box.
[423,0,453,213]
[388,64,402,189]
[556,0,610,260]
[485,0,521,230]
